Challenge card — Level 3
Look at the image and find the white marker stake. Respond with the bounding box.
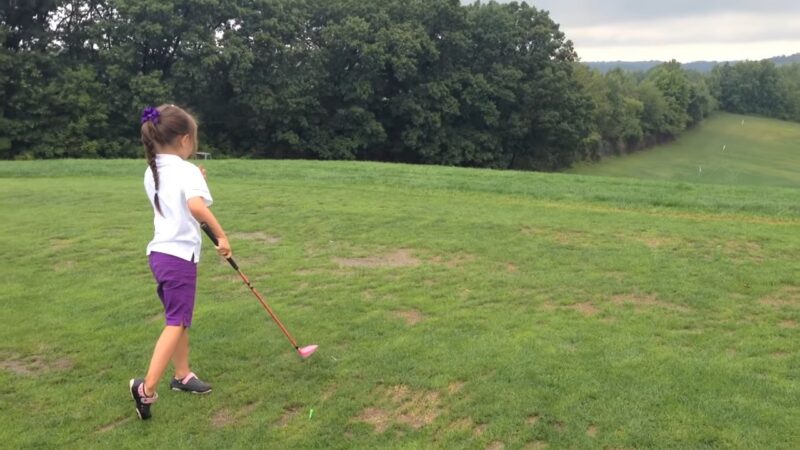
[723,145,726,152]
[699,166,702,174]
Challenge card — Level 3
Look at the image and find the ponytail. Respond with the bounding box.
[139,104,199,217]
[141,118,164,215]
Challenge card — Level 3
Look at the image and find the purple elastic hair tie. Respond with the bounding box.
[140,106,160,125]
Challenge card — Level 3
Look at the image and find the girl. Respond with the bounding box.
[130,104,232,420]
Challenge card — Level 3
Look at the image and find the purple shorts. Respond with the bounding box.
[148,252,198,327]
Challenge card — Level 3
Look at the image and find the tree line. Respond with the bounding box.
[2,1,799,169]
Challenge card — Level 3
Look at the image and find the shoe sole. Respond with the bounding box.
[171,387,213,394]
[129,379,143,420]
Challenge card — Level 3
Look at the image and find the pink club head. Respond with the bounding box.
[297,345,318,359]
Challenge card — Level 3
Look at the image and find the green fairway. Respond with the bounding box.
[570,113,800,189]
[1,160,799,448]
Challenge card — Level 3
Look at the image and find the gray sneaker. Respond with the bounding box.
[170,372,212,394]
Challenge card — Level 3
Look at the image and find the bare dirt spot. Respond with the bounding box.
[587,425,598,437]
[357,408,391,433]
[611,294,690,313]
[97,416,132,433]
[473,423,487,437]
[231,232,281,245]
[779,320,797,329]
[524,442,548,450]
[322,384,337,401]
[772,351,789,359]
[722,240,764,262]
[486,441,505,450]
[448,417,473,432]
[212,408,235,427]
[569,302,599,316]
[0,353,73,376]
[554,421,565,432]
[541,302,557,312]
[335,249,420,268]
[759,286,800,308]
[447,381,465,395]
[552,231,586,246]
[50,238,74,252]
[277,405,302,427]
[605,271,627,281]
[431,253,476,268]
[355,385,441,433]
[54,260,76,272]
[212,402,261,428]
[506,263,518,273]
[527,415,540,426]
[394,310,424,326]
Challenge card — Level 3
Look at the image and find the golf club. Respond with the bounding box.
[200,223,318,359]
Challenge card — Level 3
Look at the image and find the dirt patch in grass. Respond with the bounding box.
[524,442,548,450]
[551,230,591,247]
[50,238,74,252]
[357,408,392,433]
[627,234,680,249]
[230,232,281,245]
[506,263,518,273]
[211,408,235,427]
[587,425,598,437]
[772,351,789,359]
[448,417,473,432]
[276,404,302,427]
[486,441,505,450]
[779,320,797,329]
[0,353,73,376]
[447,381,465,395]
[97,416,132,433]
[569,302,599,316]
[527,415,540,426]
[759,286,800,308]
[721,240,764,262]
[431,253,476,268]
[394,310,424,326]
[212,402,261,428]
[473,423,488,437]
[335,249,420,268]
[53,260,76,272]
[611,294,690,313]
[355,385,441,433]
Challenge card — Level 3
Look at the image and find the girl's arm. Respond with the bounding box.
[187,197,232,258]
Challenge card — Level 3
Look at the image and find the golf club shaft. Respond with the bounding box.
[200,223,299,350]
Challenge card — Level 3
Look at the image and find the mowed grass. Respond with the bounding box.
[570,113,800,189]
[1,160,799,449]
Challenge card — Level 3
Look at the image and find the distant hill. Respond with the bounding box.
[568,113,800,189]
[585,53,800,73]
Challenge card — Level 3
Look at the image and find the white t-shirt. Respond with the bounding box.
[144,154,213,263]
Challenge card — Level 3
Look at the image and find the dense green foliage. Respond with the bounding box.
[1,1,798,167]
[710,61,800,122]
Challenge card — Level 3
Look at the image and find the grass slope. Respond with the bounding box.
[570,113,800,189]
[1,160,799,449]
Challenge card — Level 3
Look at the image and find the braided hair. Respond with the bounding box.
[140,104,199,215]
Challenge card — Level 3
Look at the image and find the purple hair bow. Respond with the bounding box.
[140,106,160,125]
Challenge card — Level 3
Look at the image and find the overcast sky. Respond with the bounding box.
[493,1,800,62]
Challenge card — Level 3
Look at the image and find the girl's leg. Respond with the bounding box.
[172,327,191,380]
[144,325,185,396]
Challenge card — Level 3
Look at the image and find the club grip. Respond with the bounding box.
[200,223,239,271]
[200,222,219,245]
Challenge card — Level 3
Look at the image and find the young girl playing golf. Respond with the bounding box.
[130,104,232,420]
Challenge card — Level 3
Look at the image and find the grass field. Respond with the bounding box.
[1,159,799,449]
[570,113,800,189]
